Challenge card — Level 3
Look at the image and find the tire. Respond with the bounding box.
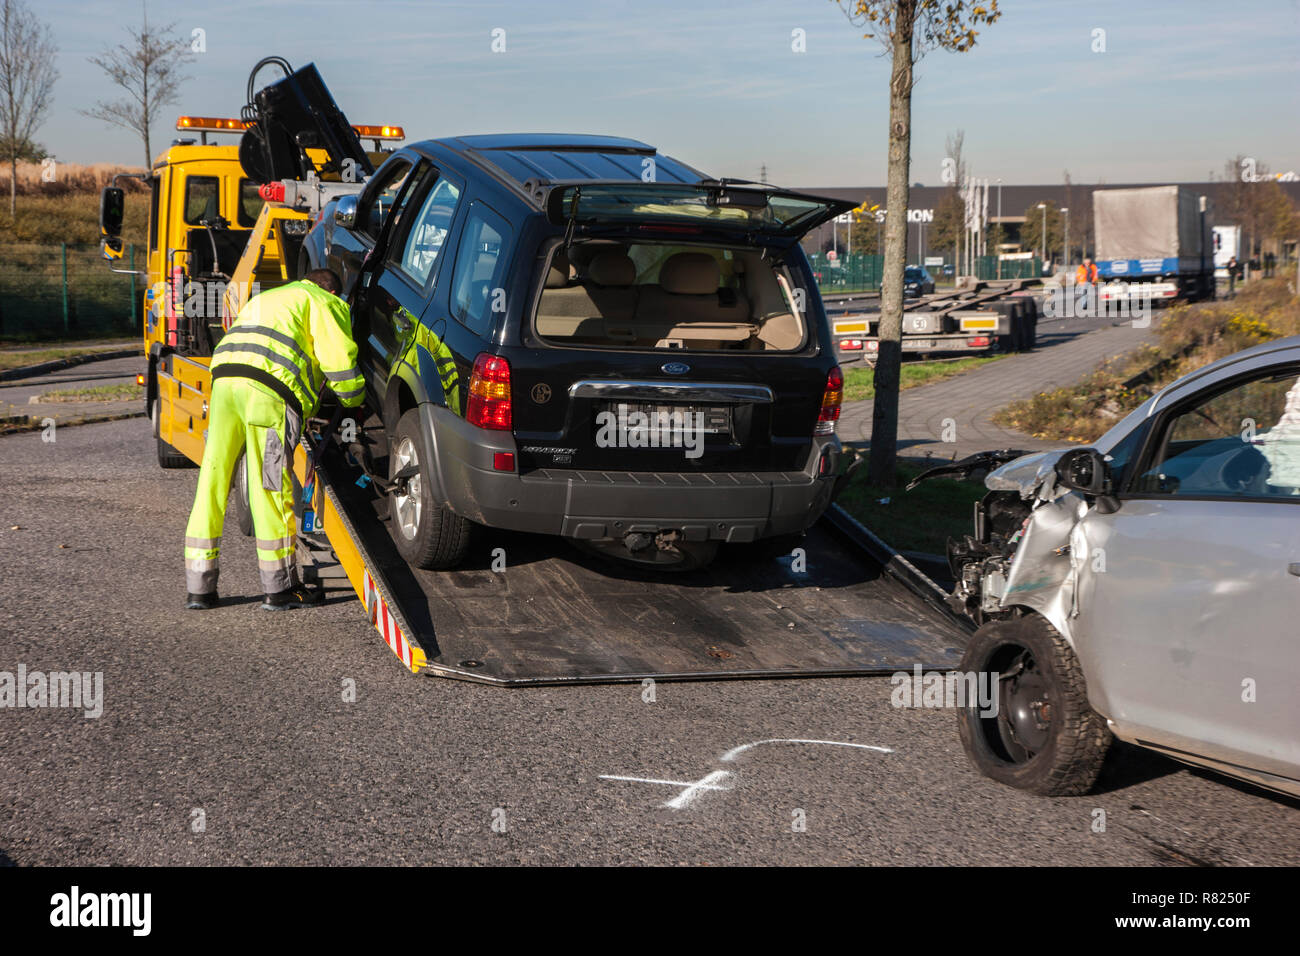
[152,399,193,469]
[388,407,471,570]
[996,301,1022,353]
[956,613,1112,796]
[1019,297,1039,349]
[229,453,254,537]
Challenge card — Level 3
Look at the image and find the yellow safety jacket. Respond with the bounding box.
[211,280,366,419]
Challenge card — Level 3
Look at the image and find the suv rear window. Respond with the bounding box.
[534,239,811,352]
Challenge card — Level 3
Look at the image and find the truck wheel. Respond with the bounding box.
[1019,297,1039,349]
[229,453,254,537]
[996,302,1022,353]
[151,399,193,469]
[956,613,1112,796]
[388,408,471,570]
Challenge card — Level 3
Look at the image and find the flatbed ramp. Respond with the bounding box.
[300,443,970,685]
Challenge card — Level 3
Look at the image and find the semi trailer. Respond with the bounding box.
[1093,185,1215,305]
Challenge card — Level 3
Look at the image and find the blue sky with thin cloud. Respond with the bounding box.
[38,0,1300,186]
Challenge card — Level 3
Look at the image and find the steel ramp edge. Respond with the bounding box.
[821,503,975,638]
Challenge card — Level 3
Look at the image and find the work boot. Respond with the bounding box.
[185,592,217,610]
[261,585,324,611]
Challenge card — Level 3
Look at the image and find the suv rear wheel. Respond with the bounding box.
[956,613,1112,795]
[389,408,472,570]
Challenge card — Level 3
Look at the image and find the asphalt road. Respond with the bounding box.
[1,417,1296,866]
[0,355,142,426]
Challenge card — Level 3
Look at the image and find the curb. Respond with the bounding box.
[0,409,145,435]
[0,348,137,383]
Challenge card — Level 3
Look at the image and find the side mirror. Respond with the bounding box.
[334,194,359,229]
[1054,448,1112,496]
[100,186,125,237]
[100,237,124,261]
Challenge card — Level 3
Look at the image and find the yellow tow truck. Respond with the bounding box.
[99,59,401,467]
[97,60,433,672]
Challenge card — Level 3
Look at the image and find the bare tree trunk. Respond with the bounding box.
[867,0,915,487]
[9,153,15,217]
[142,66,150,168]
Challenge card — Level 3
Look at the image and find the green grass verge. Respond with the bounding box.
[835,460,985,555]
[0,346,128,371]
[994,279,1300,444]
[38,383,143,403]
[843,354,1005,403]
[1,192,148,246]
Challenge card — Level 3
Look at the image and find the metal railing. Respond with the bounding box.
[0,243,140,340]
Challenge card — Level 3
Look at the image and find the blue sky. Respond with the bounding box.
[38,0,1300,186]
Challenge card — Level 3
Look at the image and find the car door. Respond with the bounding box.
[357,163,466,411]
[1072,362,1300,783]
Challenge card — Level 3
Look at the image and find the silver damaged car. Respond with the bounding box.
[946,336,1300,797]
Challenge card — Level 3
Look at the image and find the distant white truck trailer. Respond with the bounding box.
[1213,225,1241,279]
[1093,186,1215,305]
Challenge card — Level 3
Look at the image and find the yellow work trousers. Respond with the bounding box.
[184,377,301,595]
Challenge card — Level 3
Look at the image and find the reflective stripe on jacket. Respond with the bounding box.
[210,281,366,418]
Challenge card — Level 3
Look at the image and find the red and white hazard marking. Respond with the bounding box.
[362,568,419,672]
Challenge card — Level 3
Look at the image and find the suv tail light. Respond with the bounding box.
[815,365,843,436]
[467,353,512,430]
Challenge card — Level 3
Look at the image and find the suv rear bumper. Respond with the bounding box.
[419,404,841,542]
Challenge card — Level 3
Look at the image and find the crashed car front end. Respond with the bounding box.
[944,404,1153,639]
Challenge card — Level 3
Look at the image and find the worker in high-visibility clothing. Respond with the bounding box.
[183,269,365,611]
[1076,257,1099,313]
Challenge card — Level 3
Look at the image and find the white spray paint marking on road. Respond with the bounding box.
[601,738,893,811]
[719,738,894,762]
[599,771,734,810]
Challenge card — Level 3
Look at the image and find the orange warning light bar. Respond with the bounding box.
[176,116,249,132]
[175,117,404,141]
[352,125,405,141]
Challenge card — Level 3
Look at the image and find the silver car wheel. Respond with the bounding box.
[391,435,423,540]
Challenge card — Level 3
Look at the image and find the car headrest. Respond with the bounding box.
[587,251,637,287]
[660,252,719,295]
[546,250,571,288]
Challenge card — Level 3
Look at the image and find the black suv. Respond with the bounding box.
[903,265,935,298]
[303,134,855,569]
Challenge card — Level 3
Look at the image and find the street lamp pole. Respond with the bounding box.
[1062,208,1069,271]
[996,178,1003,279]
[1038,203,1047,273]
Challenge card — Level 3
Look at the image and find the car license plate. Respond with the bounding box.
[603,402,733,437]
